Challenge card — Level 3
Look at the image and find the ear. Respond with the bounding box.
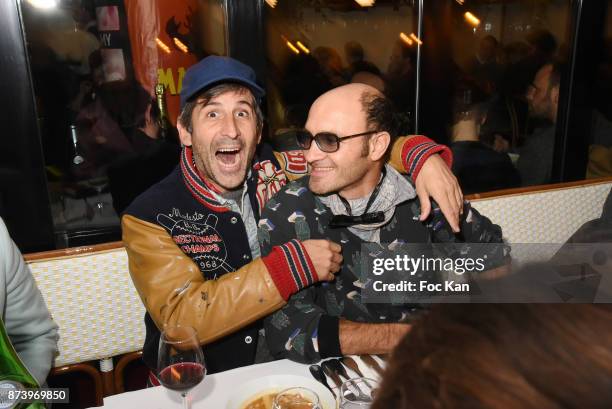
[368,131,391,162]
[177,121,193,147]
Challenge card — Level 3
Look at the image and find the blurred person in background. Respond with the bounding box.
[518,62,561,186]
[386,40,415,114]
[465,35,503,96]
[312,46,347,87]
[0,217,58,385]
[451,81,520,194]
[107,90,181,214]
[344,40,380,79]
[520,62,612,183]
[373,303,612,409]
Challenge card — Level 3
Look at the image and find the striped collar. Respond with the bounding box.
[180,146,231,213]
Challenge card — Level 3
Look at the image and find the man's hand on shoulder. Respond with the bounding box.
[416,154,463,232]
[302,239,343,281]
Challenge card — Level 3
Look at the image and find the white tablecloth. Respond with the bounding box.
[94,356,383,408]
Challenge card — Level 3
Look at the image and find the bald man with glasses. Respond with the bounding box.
[260,83,504,363]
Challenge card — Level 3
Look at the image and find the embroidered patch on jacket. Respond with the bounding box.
[281,151,308,175]
[157,211,233,275]
[255,160,287,209]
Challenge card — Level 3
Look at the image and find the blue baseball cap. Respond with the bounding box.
[180,56,265,108]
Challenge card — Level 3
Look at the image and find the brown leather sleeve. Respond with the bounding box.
[389,135,411,174]
[122,214,286,345]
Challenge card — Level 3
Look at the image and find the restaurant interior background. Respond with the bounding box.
[0,0,611,254]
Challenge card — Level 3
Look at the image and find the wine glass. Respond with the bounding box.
[273,387,321,409]
[158,325,206,409]
[339,377,378,409]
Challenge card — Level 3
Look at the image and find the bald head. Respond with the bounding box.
[306,83,388,137]
[303,84,395,198]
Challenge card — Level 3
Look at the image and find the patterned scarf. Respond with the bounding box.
[180,146,230,212]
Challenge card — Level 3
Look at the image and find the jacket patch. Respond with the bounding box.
[158,211,233,275]
[281,151,308,175]
[254,160,287,210]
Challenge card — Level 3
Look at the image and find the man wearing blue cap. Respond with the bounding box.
[122,56,463,374]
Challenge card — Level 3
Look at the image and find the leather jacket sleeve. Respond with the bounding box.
[122,214,286,345]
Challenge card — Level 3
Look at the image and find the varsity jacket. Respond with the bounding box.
[122,136,450,373]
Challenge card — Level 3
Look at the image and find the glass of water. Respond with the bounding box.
[339,377,378,409]
[273,387,321,409]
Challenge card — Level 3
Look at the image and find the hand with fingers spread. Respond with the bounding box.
[302,239,343,281]
[415,154,464,232]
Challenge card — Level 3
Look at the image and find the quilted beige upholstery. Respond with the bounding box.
[470,182,612,264]
[27,248,145,367]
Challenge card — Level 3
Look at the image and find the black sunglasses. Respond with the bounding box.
[295,129,379,153]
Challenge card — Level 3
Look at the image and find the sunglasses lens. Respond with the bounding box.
[295,130,313,149]
[317,133,339,152]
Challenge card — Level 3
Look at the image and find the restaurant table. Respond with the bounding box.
[91,356,384,408]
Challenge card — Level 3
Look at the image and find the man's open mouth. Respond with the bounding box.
[215,147,241,166]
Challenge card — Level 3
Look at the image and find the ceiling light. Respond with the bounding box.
[286,41,300,54]
[265,0,278,8]
[27,0,58,9]
[409,33,423,45]
[296,41,310,54]
[399,32,413,46]
[355,0,375,7]
[173,38,189,53]
[155,38,171,54]
[464,11,480,27]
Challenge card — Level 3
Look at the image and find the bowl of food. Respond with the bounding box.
[226,374,336,409]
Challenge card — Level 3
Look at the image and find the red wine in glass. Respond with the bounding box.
[158,325,206,408]
[159,362,206,393]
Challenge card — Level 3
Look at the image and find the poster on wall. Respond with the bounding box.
[94,0,134,83]
[124,0,199,125]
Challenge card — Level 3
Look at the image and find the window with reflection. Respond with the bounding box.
[264,0,418,150]
[20,0,226,248]
[420,0,572,193]
[584,1,612,179]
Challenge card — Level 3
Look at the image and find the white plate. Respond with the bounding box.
[226,374,336,409]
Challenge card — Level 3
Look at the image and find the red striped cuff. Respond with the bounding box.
[262,239,318,301]
[401,135,453,181]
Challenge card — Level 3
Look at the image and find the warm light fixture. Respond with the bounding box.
[286,41,300,54]
[399,32,413,46]
[173,37,189,53]
[296,41,310,54]
[265,0,278,8]
[155,38,171,54]
[354,0,375,7]
[464,11,480,27]
[27,0,58,9]
[455,0,465,5]
[409,33,423,46]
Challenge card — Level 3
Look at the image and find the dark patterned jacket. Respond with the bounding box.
[261,176,503,363]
